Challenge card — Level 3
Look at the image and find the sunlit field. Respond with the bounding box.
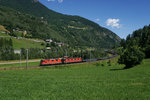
[0,58,150,100]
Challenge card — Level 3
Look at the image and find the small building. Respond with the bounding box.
[14,50,21,54]
[46,39,53,43]
[23,30,27,36]
[46,47,51,50]
[56,43,64,47]
[56,42,69,47]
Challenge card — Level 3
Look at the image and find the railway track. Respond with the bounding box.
[0,61,86,70]
[0,55,118,71]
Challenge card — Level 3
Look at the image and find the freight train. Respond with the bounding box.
[40,53,117,66]
[40,57,82,66]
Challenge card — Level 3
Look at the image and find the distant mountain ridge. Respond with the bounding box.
[0,0,121,48]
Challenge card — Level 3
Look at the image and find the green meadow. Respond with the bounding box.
[0,58,150,100]
[12,38,45,49]
[0,33,9,36]
[0,61,40,68]
[0,36,45,49]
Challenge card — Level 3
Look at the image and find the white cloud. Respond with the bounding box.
[48,0,55,2]
[106,18,121,28]
[58,0,63,3]
[95,18,100,22]
[58,0,64,3]
[47,0,63,3]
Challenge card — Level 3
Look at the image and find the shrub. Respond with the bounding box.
[107,60,111,66]
[118,46,145,68]
[101,64,104,67]
[144,45,150,58]
[95,63,101,67]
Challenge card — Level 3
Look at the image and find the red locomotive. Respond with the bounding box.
[40,57,82,66]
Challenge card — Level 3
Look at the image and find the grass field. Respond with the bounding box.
[0,32,9,36]
[0,61,40,68]
[12,38,45,49]
[0,58,150,100]
[0,36,45,49]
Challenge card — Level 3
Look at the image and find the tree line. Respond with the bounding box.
[0,38,108,61]
[0,38,16,60]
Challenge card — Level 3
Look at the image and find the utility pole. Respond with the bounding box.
[56,49,57,58]
[26,49,28,69]
[81,49,83,58]
[90,47,91,62]
[65,49,68,57]
[20,51,21,67]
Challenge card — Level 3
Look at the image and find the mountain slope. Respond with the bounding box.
[0,6,63,39]
[0,0,121,48]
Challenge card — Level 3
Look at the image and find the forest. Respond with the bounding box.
[0,38,108,61]
[118,25,150,68]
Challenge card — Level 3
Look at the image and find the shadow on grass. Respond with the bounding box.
[110,68,124,71]
[40,65,71,70]
[110,66,133,71]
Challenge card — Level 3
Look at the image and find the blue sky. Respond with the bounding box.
[39,0,150,39]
